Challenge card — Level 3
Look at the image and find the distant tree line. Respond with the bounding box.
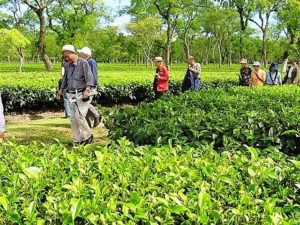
[0,0,299,71]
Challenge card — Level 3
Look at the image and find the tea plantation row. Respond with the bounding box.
[0,140,299,224]
[0,71,237,112]
[107,86,300,155]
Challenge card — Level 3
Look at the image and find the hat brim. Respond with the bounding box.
[63,49,77,53]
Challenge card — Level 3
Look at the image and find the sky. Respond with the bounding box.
[104,0,131,27]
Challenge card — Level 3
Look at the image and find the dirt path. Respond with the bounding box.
[5,111,109,145]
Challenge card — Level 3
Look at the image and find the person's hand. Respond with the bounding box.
[56,90,63,101]
[83,89,90,99]
[155,73,160,79]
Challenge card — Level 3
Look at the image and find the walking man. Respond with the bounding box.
[77,47,100,128]
[57,45,95,145]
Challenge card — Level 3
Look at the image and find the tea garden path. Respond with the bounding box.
[5,111,109,145]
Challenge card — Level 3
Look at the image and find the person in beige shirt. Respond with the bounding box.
[249,61,266,86]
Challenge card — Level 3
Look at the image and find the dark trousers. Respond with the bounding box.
[155,91,164,100]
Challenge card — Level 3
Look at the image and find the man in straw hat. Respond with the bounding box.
[153,57,169,99]
[249,61,266,86]
[56,44,95,145]
[239,59,252,86]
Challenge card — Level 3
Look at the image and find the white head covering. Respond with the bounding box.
[77,47,92,56]
[62,44,76,53]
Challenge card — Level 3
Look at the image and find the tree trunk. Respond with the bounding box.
[183,36,190,59]
[218,39,222,68]
[37,11,52,71]
[262,28,267,67]
[17,48,25,73]
[166,22,172,66]
[239,32,244,59]
[229,42,232,66]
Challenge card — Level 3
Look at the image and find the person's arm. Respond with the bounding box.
[292,66,299,84]
[278,72,282,85]
[263,71,267,84]
[56,67,68,100]
[88,59,98,86]
[158,67,169,81]
[189,63,201,75]
[83,60,94,98]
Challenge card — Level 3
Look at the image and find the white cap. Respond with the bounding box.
[78,47,92,56]
[154,57,163,62]
[62,44,76,53]
[253,61,261,67]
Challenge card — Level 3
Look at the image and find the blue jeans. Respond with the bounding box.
[63,90,71,118]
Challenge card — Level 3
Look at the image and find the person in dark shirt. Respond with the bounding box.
[239,59,252,86]
[78,47,100,128]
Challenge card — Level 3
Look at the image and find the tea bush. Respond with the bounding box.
[107,86,300,154]
[0,140,299,224]
[0,69,238,112]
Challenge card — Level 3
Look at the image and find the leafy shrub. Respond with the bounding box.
[107,86,300,154]
[0,140,299,224]
[1,80,238,113]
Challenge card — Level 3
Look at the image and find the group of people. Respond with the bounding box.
[152,57,300,103]
[239,59,299,87]
[152,56,201,100]
[0,44,298,145]
[56,45,100,145]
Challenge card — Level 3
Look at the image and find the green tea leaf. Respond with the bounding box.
[0,195,8,211]
[22,167,42,180]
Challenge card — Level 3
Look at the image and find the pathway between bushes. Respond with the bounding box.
[5,112,110,145]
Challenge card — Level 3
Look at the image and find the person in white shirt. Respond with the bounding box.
[266,62,282,85]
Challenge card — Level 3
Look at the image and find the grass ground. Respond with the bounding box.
[5,111,110,145]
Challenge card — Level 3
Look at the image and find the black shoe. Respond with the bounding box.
[83,135,94,145]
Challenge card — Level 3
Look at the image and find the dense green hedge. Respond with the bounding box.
[1,80,238,113]
[0,141,299,224]
[107,86,300,154]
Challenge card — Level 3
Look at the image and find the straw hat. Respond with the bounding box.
[253,61,261,67]
[154,57,163,62]
[240,59,248,64]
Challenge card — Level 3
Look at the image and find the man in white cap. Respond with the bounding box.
[249,61,266,86]
[56,44,95,145]
[239,59,252,86]
[78,47,100,128]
